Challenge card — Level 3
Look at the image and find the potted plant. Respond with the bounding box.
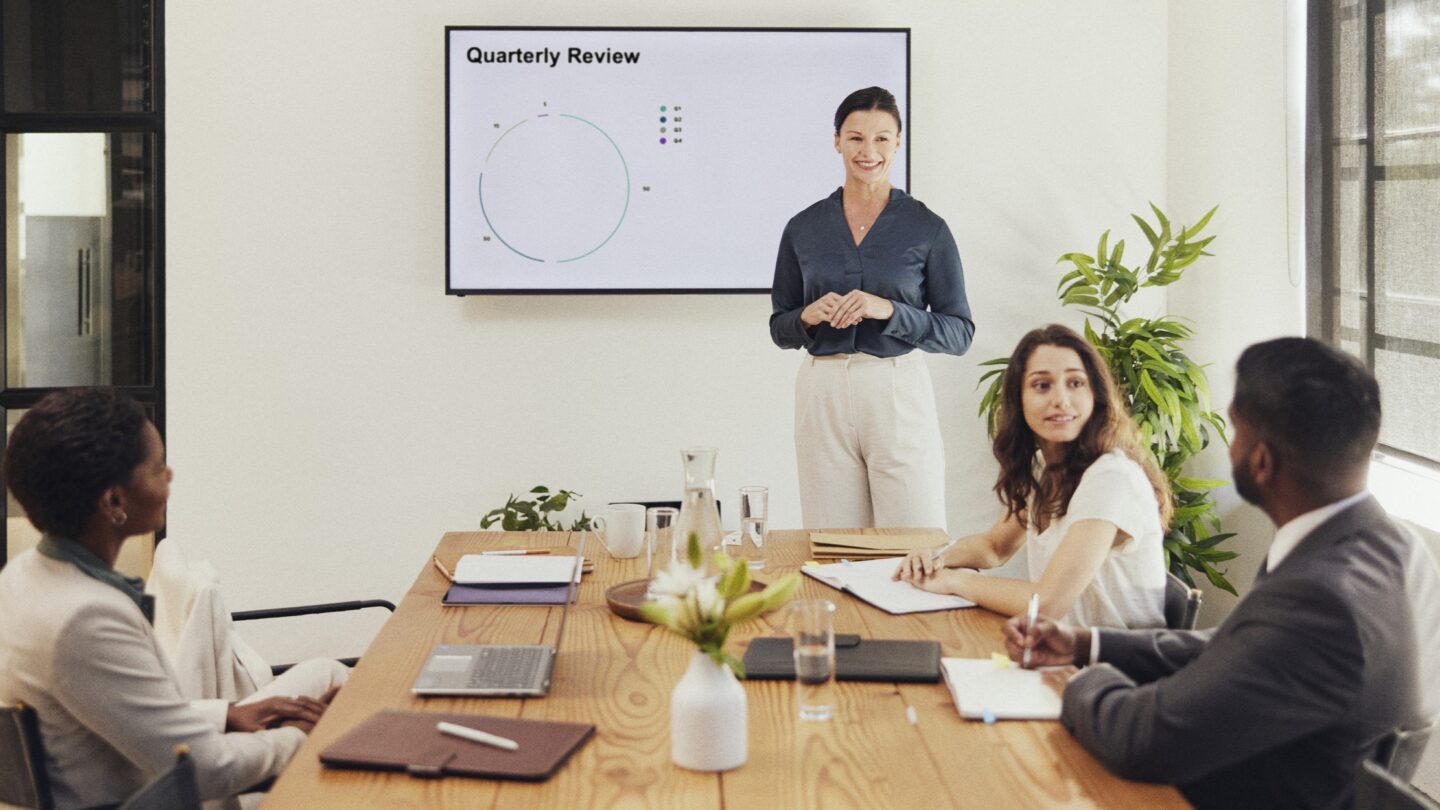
[978,204,1238,594]
[481,485,593,531]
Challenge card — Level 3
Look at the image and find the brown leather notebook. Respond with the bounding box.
[319,710,595,782]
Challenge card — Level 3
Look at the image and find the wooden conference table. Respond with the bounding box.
[262,530,1186,808]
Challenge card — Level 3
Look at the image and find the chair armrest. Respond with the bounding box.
[231,599,395,622]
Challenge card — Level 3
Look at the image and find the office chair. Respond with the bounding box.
[117,746,201,810]
[1372,719,1437,782]
[0,701,53,810]
[1163,571,1203,631]
[1355,759,1440,810]
[233,598,396,674]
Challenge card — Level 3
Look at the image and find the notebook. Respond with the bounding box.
[452,554,580,585]
[800,558,975,614]
[939,658,1063,720]
[412,535,586,697]
[319,709,595,782]
[808,532,943,560]
[442,583,572,606]
[741,635,942,682]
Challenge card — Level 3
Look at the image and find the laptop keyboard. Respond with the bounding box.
[467,646,549,689]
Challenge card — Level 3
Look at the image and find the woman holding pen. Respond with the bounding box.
[893,324,1172,629]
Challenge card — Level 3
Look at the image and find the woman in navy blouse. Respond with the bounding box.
[770,86,975,531]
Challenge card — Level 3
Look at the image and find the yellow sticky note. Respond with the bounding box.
[804,560,821,569]
[990,652,1012,669]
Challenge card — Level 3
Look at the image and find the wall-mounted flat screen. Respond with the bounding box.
[446,27,910,294]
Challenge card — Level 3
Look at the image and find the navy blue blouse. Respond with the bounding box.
[769,187,975,358]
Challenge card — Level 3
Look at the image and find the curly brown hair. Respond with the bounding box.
[992,325,1172,532]
[3,388,149,538]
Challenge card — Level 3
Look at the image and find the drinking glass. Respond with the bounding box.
[646,506,679,576]
[791,599,836,722]
[725,485,768,570]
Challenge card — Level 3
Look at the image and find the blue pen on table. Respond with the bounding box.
[1022,592,1040,668]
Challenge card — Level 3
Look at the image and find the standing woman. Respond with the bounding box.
[893,325,1172,629]
[770,86,974,531]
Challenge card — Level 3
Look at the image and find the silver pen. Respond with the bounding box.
[928,537,959,567]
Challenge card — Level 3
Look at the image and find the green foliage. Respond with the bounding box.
[480,485,593,532]
[978,204,1238,595]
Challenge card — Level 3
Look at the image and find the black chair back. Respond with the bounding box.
[1373,720,1437,782]
[0,701,53,810]
[1163,571,1202,630]
[1355,759,1440,810]
[118,746,201,810]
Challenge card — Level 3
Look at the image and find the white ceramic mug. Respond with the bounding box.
[591,503,647,559]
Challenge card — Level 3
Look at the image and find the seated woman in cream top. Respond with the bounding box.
[0,388,330,808]
[895,324,1171,628]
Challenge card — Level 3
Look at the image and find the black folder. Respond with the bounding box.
[741,635,941,682]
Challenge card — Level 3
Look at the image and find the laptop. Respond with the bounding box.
[411,534,586,697]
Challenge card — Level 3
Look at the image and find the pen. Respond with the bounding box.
[928,537,959,567]
[481,549,552,556]
[431,555,454,582]
[1022,592,1040,668]
[436,720,519,751]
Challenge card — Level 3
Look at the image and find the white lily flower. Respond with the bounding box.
[647,560,709,601]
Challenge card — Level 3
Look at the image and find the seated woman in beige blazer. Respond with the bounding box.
[0,388,328,808]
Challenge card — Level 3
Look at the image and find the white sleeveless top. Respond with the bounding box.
[1025,450,1166,629]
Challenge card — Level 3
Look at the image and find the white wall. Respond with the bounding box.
[1165,0,1303,624]
[165,0,1169,662]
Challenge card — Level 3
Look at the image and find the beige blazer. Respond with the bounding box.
[0,549,304,808]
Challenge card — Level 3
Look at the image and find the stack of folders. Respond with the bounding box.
[939,657,1063,721]
[808,532,943,560]
[443,555,581,606]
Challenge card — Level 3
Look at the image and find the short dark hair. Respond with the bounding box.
[1232,338,1381,482]
[833,86,902,135]
[3,387,149,538]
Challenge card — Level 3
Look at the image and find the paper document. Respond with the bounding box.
[453,554,581,586]
[800,558,975,614]
[939,658,1063,720]
[808,532,943,560]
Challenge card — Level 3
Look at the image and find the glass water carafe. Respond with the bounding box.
[675,446,723,569]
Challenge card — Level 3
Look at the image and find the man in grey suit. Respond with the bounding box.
[1005,337,1440,809]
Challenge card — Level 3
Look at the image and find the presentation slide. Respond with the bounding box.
[446,27,909,294]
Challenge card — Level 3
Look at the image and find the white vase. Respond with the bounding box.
[670,650,748,771]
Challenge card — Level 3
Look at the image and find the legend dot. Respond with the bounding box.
[659,137,667,144]
[660,105,668,112]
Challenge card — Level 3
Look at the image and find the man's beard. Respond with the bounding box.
[1232,455,1261,505]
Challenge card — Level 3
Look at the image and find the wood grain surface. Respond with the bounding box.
[260,530,1187,809]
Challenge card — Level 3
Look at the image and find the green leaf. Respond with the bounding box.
[1132,213,1160,247]
[1138,369,1164,407]
[1097,230,1110,269]
[530,485,550,494]
[1176,477,1229,490]
[1180,205,1219,241]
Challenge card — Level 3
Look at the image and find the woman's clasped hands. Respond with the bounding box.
[801,289,895,329]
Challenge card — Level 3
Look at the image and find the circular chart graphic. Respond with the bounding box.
[478,114,630,263]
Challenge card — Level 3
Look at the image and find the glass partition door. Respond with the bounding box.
[1,0,164,566]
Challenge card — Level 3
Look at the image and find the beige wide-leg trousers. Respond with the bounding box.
[794,352,948,532]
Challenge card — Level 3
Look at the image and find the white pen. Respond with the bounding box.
[928,537,959,567]
[1022,592,1040,668]
[436,720,520,751]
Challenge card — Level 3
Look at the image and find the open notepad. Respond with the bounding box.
[940,658,1063,720]
[799,558,975,614]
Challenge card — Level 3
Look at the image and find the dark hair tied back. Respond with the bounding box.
[834,86,902,135]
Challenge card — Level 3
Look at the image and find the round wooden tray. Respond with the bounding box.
[605,578,766,622]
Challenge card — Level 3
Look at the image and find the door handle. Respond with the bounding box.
[77,249,85,336]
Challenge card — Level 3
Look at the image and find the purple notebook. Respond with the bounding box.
[443,583,570,606]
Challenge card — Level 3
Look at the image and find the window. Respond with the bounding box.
[1308,0,1440,469]
[0,0,165,566]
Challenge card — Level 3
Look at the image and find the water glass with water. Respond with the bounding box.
[646,506,679,574]
[730,485,768,570]
[791,599,836,722]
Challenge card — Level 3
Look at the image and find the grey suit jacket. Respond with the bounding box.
[1062,496,1440,810]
